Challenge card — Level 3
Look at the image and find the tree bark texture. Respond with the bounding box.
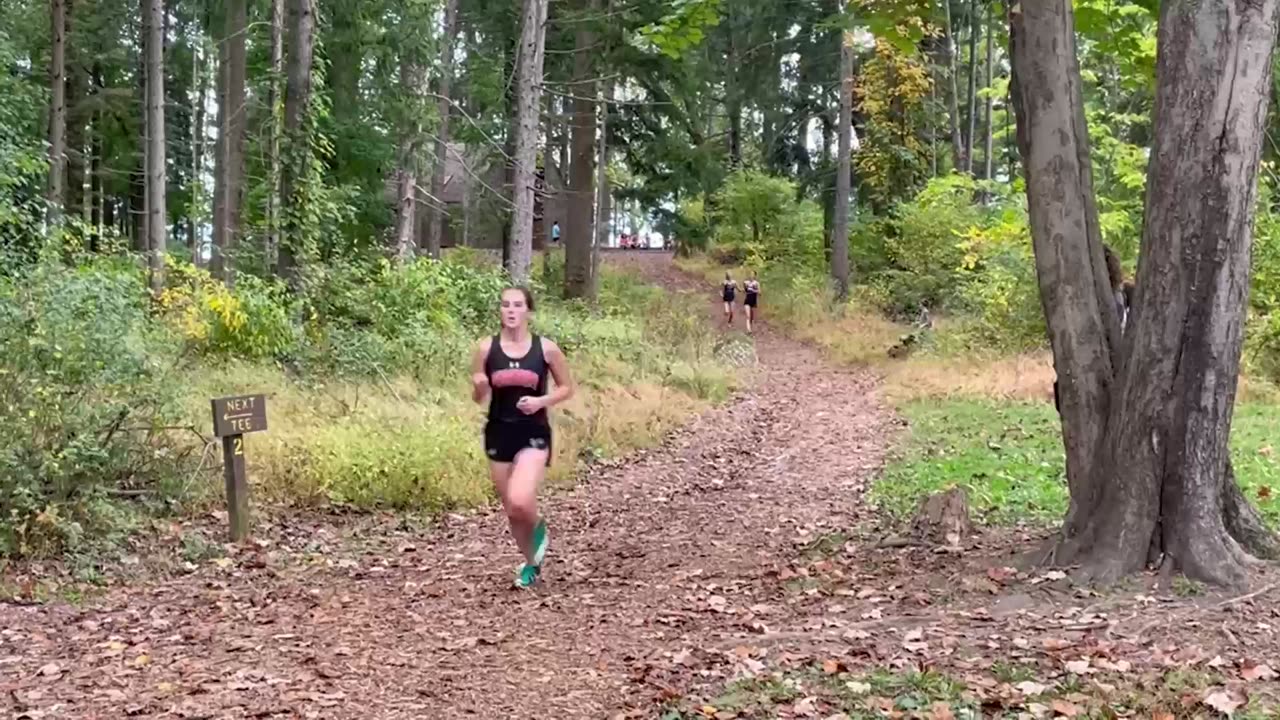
[393,56,424,264]
[830,3,853,299]
[964,0,980,173]
[190,34,207,263]
[66,0,87,224]
[423,0,460,258]
[212,0,247,284]
[47,0,68,223]
[592,75,614,292]
[943,0,966,173]
[507,0,548,283]
[982,0,994,181]
[277,0,316,287]
[564,0,598,299]
[266,0,284,269]
[1009,0,1280,588]
[145,0,167,294]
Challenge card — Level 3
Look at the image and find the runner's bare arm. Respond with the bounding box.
[540,339,576,408]
[470,338,491,404]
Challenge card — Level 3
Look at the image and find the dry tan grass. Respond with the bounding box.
[883,351,1055,403]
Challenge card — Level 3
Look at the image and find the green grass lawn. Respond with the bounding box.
[871,399,1280,528]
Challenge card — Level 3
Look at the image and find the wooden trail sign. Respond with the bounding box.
[210,394,268,541]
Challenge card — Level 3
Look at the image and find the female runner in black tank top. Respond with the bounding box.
[470,287,576,588]
[743,271,760,333]
[722,272,736,327]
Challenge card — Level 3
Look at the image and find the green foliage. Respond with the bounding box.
[633,0,723,59]
[0,262,191,557]
[672,195,711,257]
[0,30,49,264]
[866,175,984,316]
[1247,177,1280,383]
[157,262,298,360]
[710,169,825,271]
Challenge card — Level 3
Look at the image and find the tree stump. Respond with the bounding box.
[910,487,972,546]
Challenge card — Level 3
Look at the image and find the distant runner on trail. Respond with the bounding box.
[743,271,760,333]
[721,272,737,327]
[470,287,576,588]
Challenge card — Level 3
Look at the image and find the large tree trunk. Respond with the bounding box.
[144,0,166,294]
[265,0,284,269]
[190,32,207,264]
[943,0,966,173]
[564,0,597,299]
[963,0,979,173]
[393,55,424,264]
[211,0,247,285]
[89,64,103,248]
[982,0,994,181]
[423,0,460,258]
[1010,0,1280,588]
[830,0,853,300]
[277,0,316,287]
[47,0,68,224]
[1008,0,1126,553]
[591,51,614,291]
[66,0,87,225]
[507,0,548,283]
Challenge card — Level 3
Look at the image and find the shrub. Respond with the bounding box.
[157,262,297,360]
[710,169,825,271]
[0,263,192,557]
[869,174,985,317]
[952,205,1046,351]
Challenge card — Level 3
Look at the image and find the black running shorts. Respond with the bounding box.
[484,421,553,466]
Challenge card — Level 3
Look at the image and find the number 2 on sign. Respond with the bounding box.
[233,437,244,456]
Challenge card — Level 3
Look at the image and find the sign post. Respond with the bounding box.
[210,394,268,541]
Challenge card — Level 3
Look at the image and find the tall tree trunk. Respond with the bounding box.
[942,0,965,173]
[564,0,597,299]
[66,0,87,225]
[212,0,247,285]
[190,32,206,262]
[982,0,994,181]
[89,64,103,248]
[145,0,167,294]
[507,0,548,283]
[930,73,939,178]
[963,0,979,173]
[591,4,614,288]
[265,0,284,268]
[424,0,460,258]
[393,55,424,264]
[47,0,68,224]
[278,0,316,287]
[830,0,853,300]
[1009,0,1280,588]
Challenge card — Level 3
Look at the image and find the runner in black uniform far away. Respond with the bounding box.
[722,272,737,327]
[470,287,576,588]
[743,271,760,333]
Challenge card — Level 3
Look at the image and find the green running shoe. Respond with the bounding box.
[514,562,541,589]
[529,518,549,567]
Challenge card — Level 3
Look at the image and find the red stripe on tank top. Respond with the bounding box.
[491,368,540,389]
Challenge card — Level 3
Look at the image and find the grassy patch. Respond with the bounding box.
[870,398,1280,528]
[181,267,735,514]
[870,399,1067,526]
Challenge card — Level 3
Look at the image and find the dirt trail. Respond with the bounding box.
[1,252,893,719]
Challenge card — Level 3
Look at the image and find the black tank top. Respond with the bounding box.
[485,334,549,426]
